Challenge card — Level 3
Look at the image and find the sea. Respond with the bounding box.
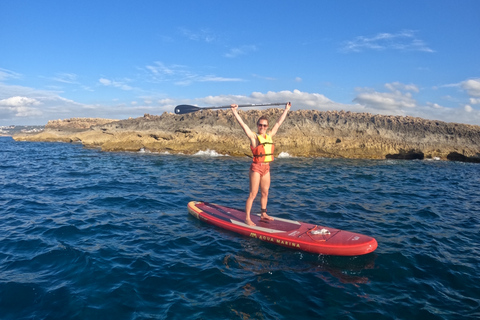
[0,136,479,320]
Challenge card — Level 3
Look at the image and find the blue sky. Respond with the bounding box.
[1,0,480,126]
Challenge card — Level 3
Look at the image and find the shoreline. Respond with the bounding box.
[12,109,480,162]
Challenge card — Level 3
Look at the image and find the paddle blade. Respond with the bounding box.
[174,105,201,114]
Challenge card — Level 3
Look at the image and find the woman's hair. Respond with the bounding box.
[257,116,269,125]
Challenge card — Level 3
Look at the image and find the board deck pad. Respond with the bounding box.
[188,201,377,256]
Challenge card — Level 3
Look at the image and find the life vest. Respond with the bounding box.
[251,134,274,163]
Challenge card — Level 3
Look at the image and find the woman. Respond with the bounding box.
[231,102,291,226]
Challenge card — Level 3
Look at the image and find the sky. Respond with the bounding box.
[1,0,480,126]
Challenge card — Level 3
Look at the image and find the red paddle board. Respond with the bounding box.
[187,201,377,256]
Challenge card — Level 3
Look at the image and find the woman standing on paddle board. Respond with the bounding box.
[231,102,291,226]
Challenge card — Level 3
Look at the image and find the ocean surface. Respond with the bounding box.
[0,136,479,320]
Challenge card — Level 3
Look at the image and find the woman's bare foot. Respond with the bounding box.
[260,213,274,221]
[245,218,256,226]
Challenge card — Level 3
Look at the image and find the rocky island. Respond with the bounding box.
[12,109,480,162]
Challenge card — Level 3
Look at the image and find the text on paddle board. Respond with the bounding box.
[250,233,300,248]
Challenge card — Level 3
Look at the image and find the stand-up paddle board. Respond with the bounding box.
[188,201,377,256]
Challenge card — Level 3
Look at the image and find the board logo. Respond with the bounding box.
[276,239,300,248]
[250,233,300,248]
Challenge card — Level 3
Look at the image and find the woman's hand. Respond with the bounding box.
[285,102,291,110]
[231,104,238,111]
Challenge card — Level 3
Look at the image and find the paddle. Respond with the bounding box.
[174,102,287,115]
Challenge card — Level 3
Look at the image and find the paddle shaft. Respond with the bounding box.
[175,102,287,114]
[207,102,286,110]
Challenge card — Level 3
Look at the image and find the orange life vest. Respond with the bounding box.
[251,134,274,163]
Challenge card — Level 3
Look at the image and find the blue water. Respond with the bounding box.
[1,136,479,319]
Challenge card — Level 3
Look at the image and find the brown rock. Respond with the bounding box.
[46,118,118,131]
[13,110,480,160]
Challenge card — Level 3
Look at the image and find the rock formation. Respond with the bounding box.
[13,109,480,161]
[46,118,119,130]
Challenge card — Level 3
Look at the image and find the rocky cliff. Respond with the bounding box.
[12,109,480,161]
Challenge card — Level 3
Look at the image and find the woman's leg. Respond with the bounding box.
[245,170,261,226]
[259,171,273,220]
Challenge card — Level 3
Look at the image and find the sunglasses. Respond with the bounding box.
[257,124,268,127]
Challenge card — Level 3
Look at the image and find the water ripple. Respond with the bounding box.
[1,137,479,319]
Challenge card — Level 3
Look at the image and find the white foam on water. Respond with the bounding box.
[277,152,293,158]
[138,147,151,154]
[135,148,172,155]
[193,149,228,157]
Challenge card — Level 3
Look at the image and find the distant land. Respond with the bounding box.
[12,109,480,163]
[1,125,44,136]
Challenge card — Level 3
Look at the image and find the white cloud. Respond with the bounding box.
[163,90,480,126]
[52,73,78,84]
[98,78,133,91]
[0,83,100,124]
[198,75,243,82]
[437,78,480,101]
[197,89,345,111]
[354,82,418,111]
[421,103,480,125]
[2,78,480,126]
[146,62,181,76]
[341,30,434,53]
[145,62,196,83]
[144,61,244,85]
[0,68,22,81]
[427,102,444,109]
[225,45,257,58]
[0,96,42,118]
[0,96,40,107]
[183,89,480,125]
[350,82,480,124]
[158,98,176,105]
[385,82,419,93]
[98,78,111,86]
[252,74,277,81]
[179,27,216,43]
[461,79,480,97]
[470,98,480,105]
